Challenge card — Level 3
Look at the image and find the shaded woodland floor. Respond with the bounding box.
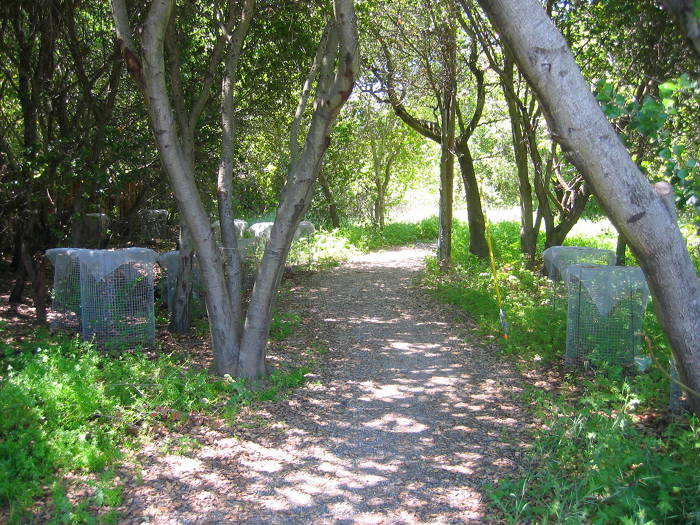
[1,247,535,523]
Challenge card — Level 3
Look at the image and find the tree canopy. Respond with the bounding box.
[0,0,698,402]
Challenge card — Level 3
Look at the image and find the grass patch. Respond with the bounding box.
[269,312,302,341]
[284,217,439,271]
[336,216,438,252]
[422,218,700,523]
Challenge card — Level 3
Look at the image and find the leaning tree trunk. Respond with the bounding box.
[476,0,700,415]
[114,0,358,378]
[503,55,536,267]
[135,0,239,374]
[237,0,359,378]
[456,145,488,258]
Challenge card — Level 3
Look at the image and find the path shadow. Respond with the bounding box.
[122,249,530,524]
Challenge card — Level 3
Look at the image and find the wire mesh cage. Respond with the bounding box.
[70,213,109,248]
[157,250,206,318]
[543,246,617,307]
[46,248,158,348]
[137,209,170,242]
[565,264,650,369]
[46,248,82,331]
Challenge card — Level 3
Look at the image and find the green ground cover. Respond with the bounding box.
[0,324,308,523]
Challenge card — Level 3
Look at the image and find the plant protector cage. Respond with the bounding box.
[46,248,82,331]
[46,248,158,348]
[138,209,170,241]
[565,264,650,368]
[71,213,109,248]
[543,246,616,307]
[157,250,206,318]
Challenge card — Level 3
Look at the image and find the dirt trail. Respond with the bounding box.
[119,247,530,524]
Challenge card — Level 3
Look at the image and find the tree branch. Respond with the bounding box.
[111,0,144,89]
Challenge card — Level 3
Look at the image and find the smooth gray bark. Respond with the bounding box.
[218,0,255,343]
[114,0,238,374]
[238,2,359,377]
[476,0,700,415]
[114,0,358,378]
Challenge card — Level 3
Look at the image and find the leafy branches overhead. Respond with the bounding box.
[596,75,700,222]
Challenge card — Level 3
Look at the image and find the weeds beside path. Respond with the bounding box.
[118,247,532,524]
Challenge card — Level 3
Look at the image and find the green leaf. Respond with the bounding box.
[658,81,677,99]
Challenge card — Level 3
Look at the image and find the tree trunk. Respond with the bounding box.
[503,55,536,267]
[616,234,627,266]
[456,145,488,258]
[169,223,194,334]
[437,23,457,271]
[114,0,358,379]
[217,0,254,343]
[20,242,46,325]
[543,185,590,248]
[134,0,239,374]
[9,264,27,304]
[376,184,386,229]
[238,6,359,377]
[318,169,340,227]
[476,0,700,415]
[438,151,454,269]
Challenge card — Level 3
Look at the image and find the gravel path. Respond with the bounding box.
[119,247,531,524]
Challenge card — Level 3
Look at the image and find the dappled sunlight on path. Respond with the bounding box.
[119,247,530,524]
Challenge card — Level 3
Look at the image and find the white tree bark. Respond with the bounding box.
[475,0,700,414]
[238,0,359,378]
[113,0,359,379]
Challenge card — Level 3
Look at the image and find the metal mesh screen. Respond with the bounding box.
[565,264,649,368]
[543,246,616,308]
[46,248,158,348]
[46,248,82,331]
[138,209,170,242]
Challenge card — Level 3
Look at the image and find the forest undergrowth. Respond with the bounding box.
[0,217,439,523]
